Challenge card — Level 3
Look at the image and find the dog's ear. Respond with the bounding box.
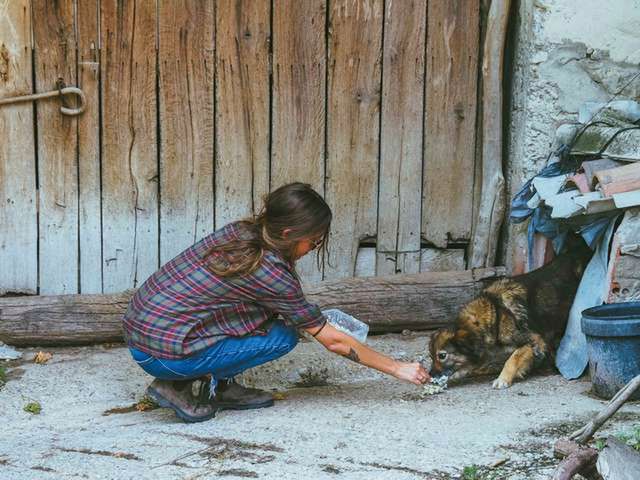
[452,329,482,360]
[429,328,454,356]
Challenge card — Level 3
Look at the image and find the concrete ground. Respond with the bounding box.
[1,332,639,480]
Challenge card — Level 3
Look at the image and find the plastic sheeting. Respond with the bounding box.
[555,216,619,379]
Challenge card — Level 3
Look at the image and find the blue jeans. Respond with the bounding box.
[129,321,298,393]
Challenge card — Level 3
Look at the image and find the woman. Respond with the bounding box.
[124,182,429,422]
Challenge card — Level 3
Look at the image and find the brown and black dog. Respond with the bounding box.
[429,241,592,389]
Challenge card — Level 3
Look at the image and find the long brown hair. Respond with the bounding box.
[205,182,332,277]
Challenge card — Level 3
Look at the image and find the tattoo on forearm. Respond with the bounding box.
[343,348,360,363]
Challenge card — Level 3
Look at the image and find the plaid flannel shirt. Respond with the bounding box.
[123,222,325,359]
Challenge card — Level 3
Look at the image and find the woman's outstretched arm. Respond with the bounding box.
[305,322,430,385]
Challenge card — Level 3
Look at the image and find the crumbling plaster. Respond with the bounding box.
[502,0,640,272]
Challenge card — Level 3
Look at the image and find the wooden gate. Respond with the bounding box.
[0,0,482,295]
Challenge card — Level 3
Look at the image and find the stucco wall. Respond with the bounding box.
[503,0,640,272]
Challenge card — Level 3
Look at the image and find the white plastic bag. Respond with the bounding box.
[321,309,369,343]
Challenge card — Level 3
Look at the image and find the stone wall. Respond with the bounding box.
[503,0,640,272]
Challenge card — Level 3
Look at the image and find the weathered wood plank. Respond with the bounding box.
[423,0,480,248]
[215,0,270,229]
[77,0,102,293]
[33,1,78,294]
[0,267,505,345]
[469,0,509,267]
[377,0,426,276]
[325,0,382,280]
[272,0,326,284]
[101,0,158,292]
[420,248,465,272]
[159,0,215,263]
[0,0,37,294]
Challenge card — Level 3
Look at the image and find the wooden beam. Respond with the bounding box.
[0,267,504,346]
[469,0,510,267]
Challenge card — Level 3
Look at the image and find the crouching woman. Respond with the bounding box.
[123,182,430,422]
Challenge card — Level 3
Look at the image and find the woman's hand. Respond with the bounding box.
[393,361,431,385]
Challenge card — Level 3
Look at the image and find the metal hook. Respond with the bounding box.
[0,86,86,116]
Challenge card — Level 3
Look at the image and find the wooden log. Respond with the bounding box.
[0,267,504,346]
[469,0,510,267]
[597,438,640,480]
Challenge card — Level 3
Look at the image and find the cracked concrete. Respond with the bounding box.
[2,332,639,479]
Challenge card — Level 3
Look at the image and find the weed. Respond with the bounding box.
[615,425,640,451]
[0,365,6,385]
[462,465,480,480]
[24,401,42,414]
[135,395,158,412]
[594,438,606,450]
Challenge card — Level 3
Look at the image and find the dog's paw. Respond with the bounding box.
[492,377,512,389]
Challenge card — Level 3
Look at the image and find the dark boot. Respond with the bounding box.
[212,378,274,411]
[146,379,217,423]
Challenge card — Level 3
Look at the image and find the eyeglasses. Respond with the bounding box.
[309,237,324,250]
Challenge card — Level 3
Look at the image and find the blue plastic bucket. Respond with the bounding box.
[581,302,640,400]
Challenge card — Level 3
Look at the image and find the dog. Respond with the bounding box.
[429,241,592,389]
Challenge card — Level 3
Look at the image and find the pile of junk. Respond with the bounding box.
[510,99,640,399]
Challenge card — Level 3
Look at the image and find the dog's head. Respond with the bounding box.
[428,327,480,383]
[428,297,499,383]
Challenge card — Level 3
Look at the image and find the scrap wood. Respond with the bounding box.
[549,375,640,479]
[551,443,601,480]
[553,439,602,480]
[570,374,640,444]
